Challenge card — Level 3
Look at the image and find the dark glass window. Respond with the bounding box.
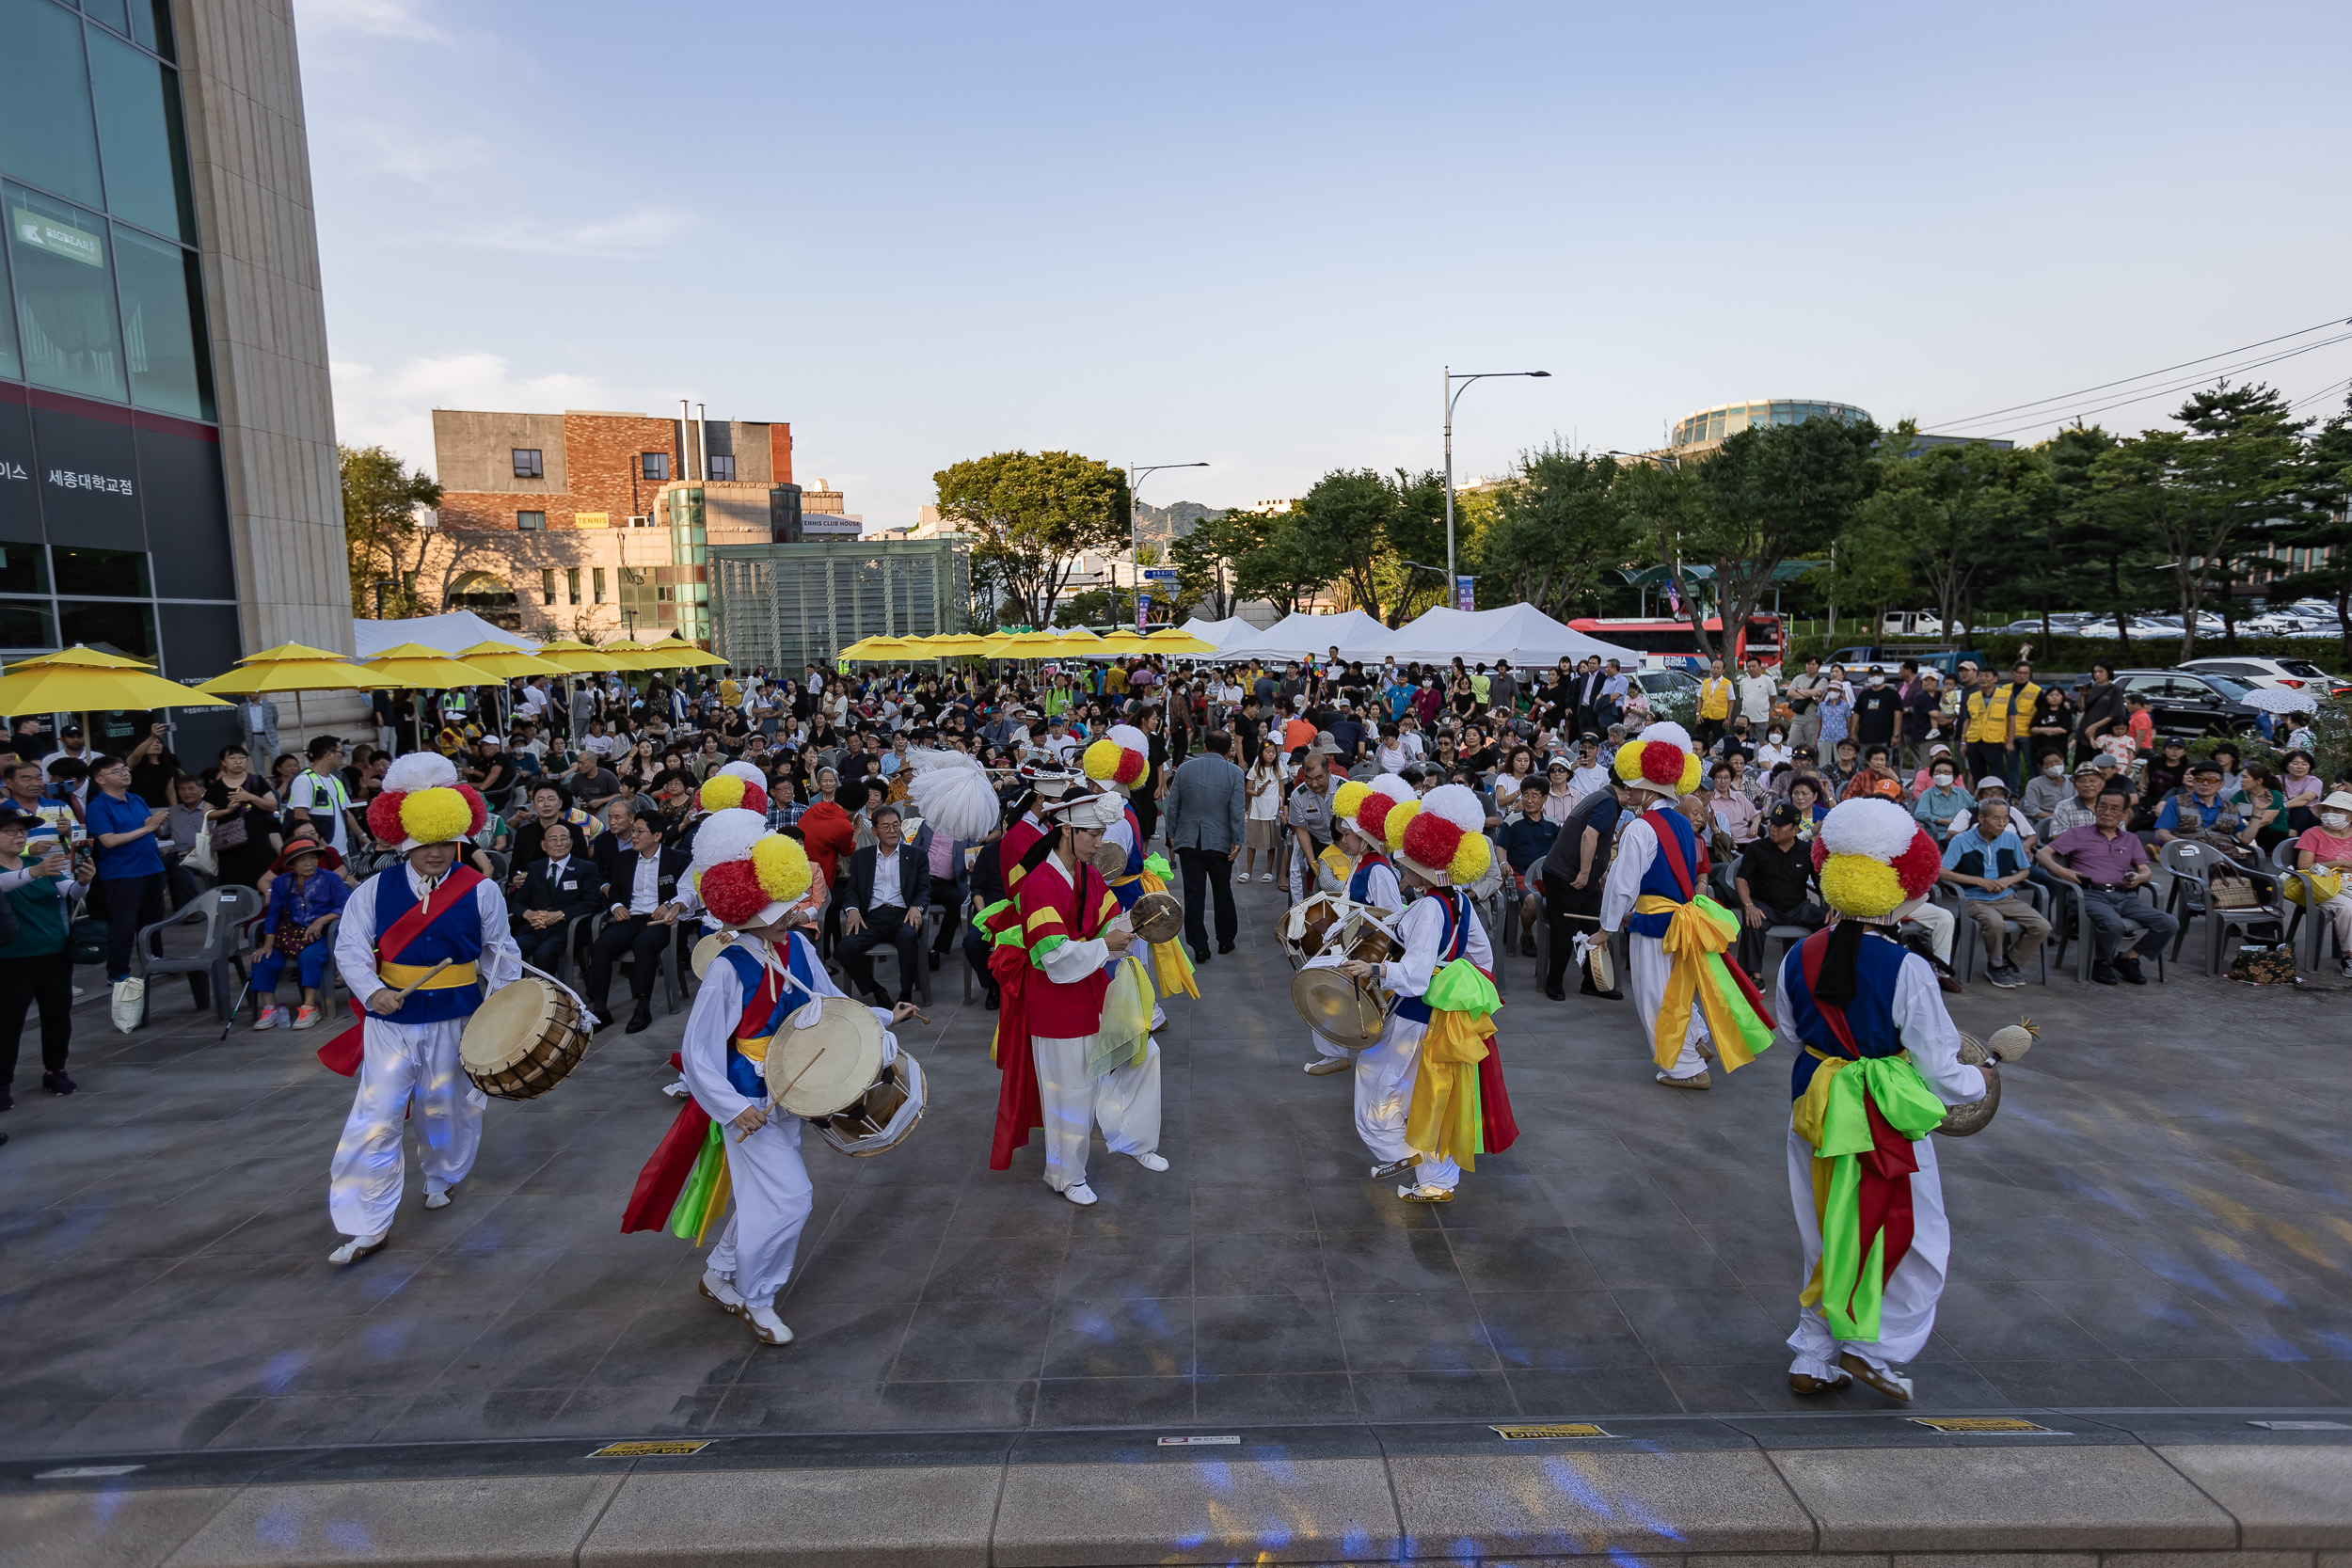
[6,182,126,401]
[0,227,18,380]
[113,222,210,417]
[57,595,153,657]
[641,452,669,481]
[81,0,129,35]
[512,448,542,478]
[52,544,148,595]
[0,595,54,648]
[565,567,580,605]
[0,0,103,208]
[87,28,195,243]
[516,510,545,531]
[707,453,734,481]
[540,568,555,606]
[0,541,51,593]
[128,0,169,58]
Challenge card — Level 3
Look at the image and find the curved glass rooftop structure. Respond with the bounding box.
[1671,399,1871,449]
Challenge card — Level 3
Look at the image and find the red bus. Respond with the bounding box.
[1566,614,1783,673]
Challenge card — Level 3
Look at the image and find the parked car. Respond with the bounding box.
[2178,656,2352,701]
[1828,645,1983,677]
[2112,669,2264,737]
[1881,610,1946,638]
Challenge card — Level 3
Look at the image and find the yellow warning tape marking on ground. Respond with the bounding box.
[585,1440,712,1457]
[1909,1418,2061,1434]
[1492,1422,1611,1439]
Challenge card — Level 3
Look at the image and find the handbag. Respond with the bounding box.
[67,916,107,966]
[2284,869,2344,907]
[2204,862,2260,911]
[2227,943,2297,985]
[212,807,249,851]
[182,820,218,878]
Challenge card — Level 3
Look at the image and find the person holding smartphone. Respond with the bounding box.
[0,806,87,1108]
[87,754,173,1019]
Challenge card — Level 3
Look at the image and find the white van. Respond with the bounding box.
[1880,610,1945,639]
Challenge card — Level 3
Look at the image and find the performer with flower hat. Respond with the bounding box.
[620,806,916,1346]
[1083,722,1196,1004]
[1302,775,1407,1077]
[1778,798,1990,1402]
[987,788,1167,1206]
[1598,721,1776,1090]
[1334,783,1518,1202]
[324,753,520,1264]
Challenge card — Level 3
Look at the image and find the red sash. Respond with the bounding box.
[315,865,488,1076]
[1797,930,1918,1296]
[1646,809,1774,1028]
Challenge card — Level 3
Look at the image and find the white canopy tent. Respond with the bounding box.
[1356,604,1642,668]
[352,613,538,658]
[1176,615,1260,651]
[1212,609,1391,662]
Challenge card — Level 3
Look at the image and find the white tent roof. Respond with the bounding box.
[353,613,538,658]
[1177,616,1260,651]
[1357,604,1642,667]
[1212,609,1391,662]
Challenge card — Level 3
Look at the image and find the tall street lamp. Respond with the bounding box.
[1444,367,1549,605]
[1129,460,1208,626]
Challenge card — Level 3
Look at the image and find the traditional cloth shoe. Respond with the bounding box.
[698,1269,746,1317]
[1061,1182,1099,1206]
[292,1006,321,1030]
[1369,1156,1417,1181]
[1656,1070,1711,1090]
[744,1303,793,1345]
[661,1078,691,1098]
[329,1230,389,1264]
[1788,1370,1851,1395]
[1838,1351,1915,1402]
[1304,1057,1350,1076]
[422,1186,455,1210]
[1130,1151,1169,1172]
[254,1006,280,1030]
[1398,1184,1454,1204]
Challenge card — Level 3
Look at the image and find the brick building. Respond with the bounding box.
[424,407,828,642]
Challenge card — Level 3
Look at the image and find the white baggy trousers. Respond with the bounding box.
[1031,1034,1162,1193]
[709,1116,814,1310]
[1783,1127,1952,1378]
[328,1017,485,1239]
[1352,1014,1459,1191]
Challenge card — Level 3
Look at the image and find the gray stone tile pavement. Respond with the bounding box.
[3,873,2349,1458]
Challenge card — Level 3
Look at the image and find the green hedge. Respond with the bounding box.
[1787,631,2351,675]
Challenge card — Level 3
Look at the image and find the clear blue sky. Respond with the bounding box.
[298,0,2352,530]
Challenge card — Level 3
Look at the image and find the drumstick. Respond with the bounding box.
[377,958,453,1011]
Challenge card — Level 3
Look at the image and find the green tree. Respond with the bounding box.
[932,451,1130,629]
[342,444,443,617]
[1806,516,1913,641]
[2037,424,2165,650]
[1169,509,1247,621]
[2267,397,2352,662]
[1227,506,1327,616]
[1473,444,1643,622]
[1867,433,2048,643]
[1286,467,1446,625]
[1629,417,1879,664]
[1053,589,1112,628]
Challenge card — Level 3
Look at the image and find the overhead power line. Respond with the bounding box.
[1965,330,2352,442]
[1927,314,2352,432]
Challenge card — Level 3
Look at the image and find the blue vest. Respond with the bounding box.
[1628,809,1702,940]
[716,933,823,1099]
[1780,927,1913,1102]
[367,865,487,1025]
[1348,852,1392,905]
[1105,804,1148,911]
[1392,891,1468,1025]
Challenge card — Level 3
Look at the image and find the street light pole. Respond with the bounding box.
[1444,367,1549,604]
[1128,460,1208,627]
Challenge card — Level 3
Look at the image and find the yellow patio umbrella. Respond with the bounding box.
[1089,630,1152,656]
[1144,627,1216,656]
[596,639,671,672]
[456,640,569,680]
[1051,626,1105,651]
[843,637,918,662]
[0,645,232,715]
[981,628,1065,659]
[921,632,995,657]
[359,642,505,688]
[533,638,629,674]
[193,642,388,736]
[632,635,728,671]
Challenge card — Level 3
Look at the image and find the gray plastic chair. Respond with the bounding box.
[134,885,264,1024]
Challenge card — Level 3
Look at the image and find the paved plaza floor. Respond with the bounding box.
[3,876,2349,1460]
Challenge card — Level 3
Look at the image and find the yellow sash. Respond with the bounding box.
[1630,893,1759,1074]
[1405,1006,1493,1172]
[1125,867,1199,1000]
[377,959,479,990]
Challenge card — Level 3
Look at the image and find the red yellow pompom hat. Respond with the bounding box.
[688,808,815,930]
[1613,721,1704,800]
[1081,723,1152,793]
[365,753,488,852]
[1810,798,1945,920]
[1394,783,1494,887]
[697,760,771,816]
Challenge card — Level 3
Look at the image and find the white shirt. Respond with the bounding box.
[1376,888,1492,1001]
[626,850,665,915]
[1568,762,1610,802]
[1772,935,1987,1109]
[1737,672,1778,723]
[679,932,873,1127]
[870,843,905,909]
[289,770,353,855]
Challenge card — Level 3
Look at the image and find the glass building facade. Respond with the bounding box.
[0,0,241,688]
[1670,399,1871,449]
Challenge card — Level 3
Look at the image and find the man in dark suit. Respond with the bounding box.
[584,810,691,1033]
[1161,729,1246,961]
[512,821,603,974]
[836,804,930,1006]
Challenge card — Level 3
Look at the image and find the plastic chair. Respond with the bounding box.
[2279,867,2346,974]
[2051,878,2168,984]
[854,908,935,1007]
[1934,881,2051,987]
[579,909,684,1016]
[2162,840,2289,974]
[134,886,264,1024]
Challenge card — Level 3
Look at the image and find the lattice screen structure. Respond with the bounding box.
[709,539,970,670]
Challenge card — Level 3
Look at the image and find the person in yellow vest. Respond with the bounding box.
[1696,657,1734,751]
[1962,664,2035,795]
